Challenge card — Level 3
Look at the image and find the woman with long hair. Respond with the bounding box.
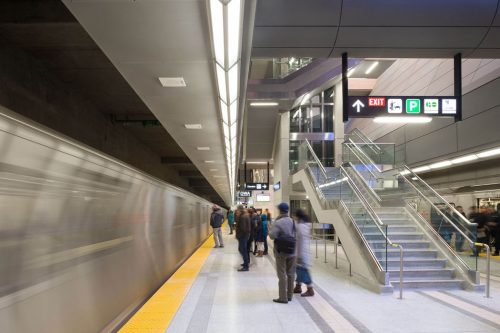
[293,208,314,297]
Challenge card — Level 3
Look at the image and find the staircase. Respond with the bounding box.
[295,134,482,292]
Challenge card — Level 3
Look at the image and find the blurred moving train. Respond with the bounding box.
[0,107,216,332]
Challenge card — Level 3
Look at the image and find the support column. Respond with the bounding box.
[334,82,345,166]
[272,112,290,215]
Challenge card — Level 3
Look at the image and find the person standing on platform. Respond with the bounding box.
[249,208,261,255]
[236,205,251,271]
[255,213,268,257]
[227,209,235,235]
[210,205,224,248]
[269,202,297,304]
[293,209,314,297]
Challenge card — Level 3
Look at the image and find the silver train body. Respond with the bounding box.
[0,107,215,332]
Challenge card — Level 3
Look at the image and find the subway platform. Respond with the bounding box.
[120,225,500,333]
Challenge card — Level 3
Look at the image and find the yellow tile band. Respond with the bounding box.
[118,235,215,333]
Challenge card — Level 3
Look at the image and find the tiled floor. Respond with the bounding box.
[167,228,500,333]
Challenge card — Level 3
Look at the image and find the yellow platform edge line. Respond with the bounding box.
[118,235,215,333]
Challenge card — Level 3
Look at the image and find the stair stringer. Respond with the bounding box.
[292,169,392,294]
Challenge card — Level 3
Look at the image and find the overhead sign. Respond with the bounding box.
[238,191,252,197]
[273,181,281,191]
[245,183,268,190]
[348,96,459,118]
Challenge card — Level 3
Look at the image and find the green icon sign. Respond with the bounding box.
[406,99,421,113]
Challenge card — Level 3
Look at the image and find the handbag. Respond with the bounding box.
[275,221,296,254]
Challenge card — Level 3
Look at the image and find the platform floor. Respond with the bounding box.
[126,226,500,333]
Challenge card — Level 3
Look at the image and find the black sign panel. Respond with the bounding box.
[348,96,459,118]
[245,183,268,190]
[238,191,252,197]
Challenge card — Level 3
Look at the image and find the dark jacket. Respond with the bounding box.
[236,213,251,239]
[210,209,224,228]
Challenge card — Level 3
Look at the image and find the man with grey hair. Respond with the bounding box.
[269,202,296,303]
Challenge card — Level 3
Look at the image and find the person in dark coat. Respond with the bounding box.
[236,205,251,271]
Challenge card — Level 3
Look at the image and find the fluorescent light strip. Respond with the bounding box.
[365,61,379,74]
[228,63,239,103]
[209,0,224,66]
[374,117,432,124]
[347,68,355,77]
[229,100,238,124]
[429,160,452,169]
[477,147,500,158]
[197,147,210,151]
[216,65,227,104]
[451,154,478,164]
[227,0,241,67]
[412,166,430,173]
[250,102,278,107]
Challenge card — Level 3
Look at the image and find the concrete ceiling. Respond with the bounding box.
[0,0,225,206]
[253,0,500,58]
[61,0,232,204]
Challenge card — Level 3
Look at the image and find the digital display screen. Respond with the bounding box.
[256,194,270,202]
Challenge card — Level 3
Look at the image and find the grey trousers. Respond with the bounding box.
[274,251,296,301]
[213,227,224,246]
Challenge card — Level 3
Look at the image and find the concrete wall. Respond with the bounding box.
[271,112,290,216]
[0,44,189,190]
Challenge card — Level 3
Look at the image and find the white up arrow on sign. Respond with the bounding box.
[352,100,365,113]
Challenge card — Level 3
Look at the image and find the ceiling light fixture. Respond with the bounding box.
[412,166,431,173]
[204,160,215,163]
[208,0,243,204]
[373,117,432,124]
[451,154,478,164]
[159,77,187,87]
[184,124,202,129]
[197,147,210,151]
[347,68,356,77]
[365,61,379,75]
[246,161,268,165]
[429,160,452,169]
[250,102,279,107]
[209,169,218,172]
[477,147,500,158]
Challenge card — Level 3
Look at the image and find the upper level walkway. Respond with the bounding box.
[120,224,500,333]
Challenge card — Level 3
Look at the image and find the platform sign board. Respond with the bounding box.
[238,191,252,197]
[244,183,268,190]
[348,96,459,118]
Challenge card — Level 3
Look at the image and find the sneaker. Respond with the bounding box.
[273,299,288,304]
[301,287,315,297]
[293,284,302,294]
[238,267,249,272]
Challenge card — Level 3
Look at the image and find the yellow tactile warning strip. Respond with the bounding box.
[118,235,215,333]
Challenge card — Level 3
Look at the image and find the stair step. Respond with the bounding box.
[386,258,447,269]
[363,232,423,241]
[362,225,416,232]
[373,249,438,259]
[387,268,454,281]
[369,240,431,249]
[390,280,464,290]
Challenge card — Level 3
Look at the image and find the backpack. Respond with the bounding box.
[275,221,296,255]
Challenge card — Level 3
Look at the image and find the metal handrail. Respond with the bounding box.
[345,161,383,202]
[398,165,477,228]
[345,140,384,173]
[343,141,381,180]
[304,139,329,179]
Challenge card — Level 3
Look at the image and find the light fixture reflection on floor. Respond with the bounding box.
[373,117,432,124]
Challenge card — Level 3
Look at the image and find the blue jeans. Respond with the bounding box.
[238,236,250,268]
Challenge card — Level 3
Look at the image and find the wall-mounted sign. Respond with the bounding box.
[238,191,252,197]
[273,181,281,191]
[256,194,270,202]
[348,96,459,118]
[245,183,268,190]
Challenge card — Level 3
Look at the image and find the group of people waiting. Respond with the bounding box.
[209,202,314,304]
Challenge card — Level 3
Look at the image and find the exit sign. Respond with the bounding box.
[368,97,386,107]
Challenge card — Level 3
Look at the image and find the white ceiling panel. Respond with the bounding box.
[335,27,488,49]
[253,27,337,48]
[64,1,211,63]
[255,0,341,26]
[341,0,498,27]
[62,0,232,203]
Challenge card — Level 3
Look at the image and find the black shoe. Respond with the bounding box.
[273,299,288,304]
[238,267,249,272]
[220,245,224,248]
[288,297,292,302]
